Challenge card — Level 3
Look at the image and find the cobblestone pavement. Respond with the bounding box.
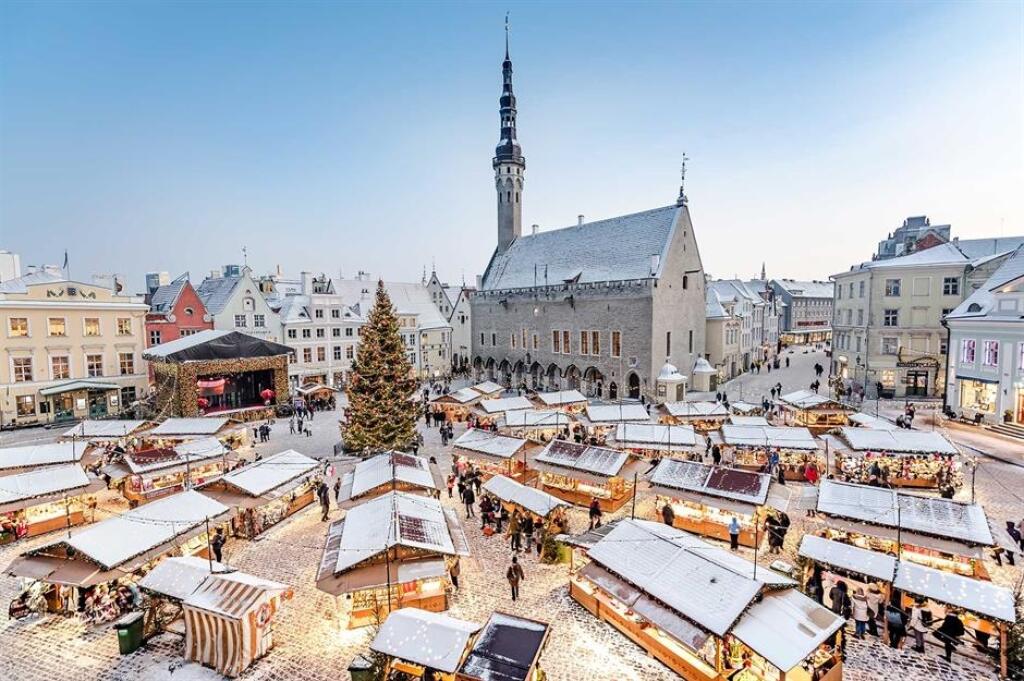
[0,367,1018,681]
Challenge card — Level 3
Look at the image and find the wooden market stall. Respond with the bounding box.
[828,427,961,489]
[369,607,482,680]
[719,424,822,481]
[581,402,652,436]
[315,491,470,629]
[728,415,770,427]
[199,449,318,538]
[481,475,569,533]
[532,389,588,414]
[474,396,535,427]
[452,428,533,482]
[778,390,851,433]
[337,451,444,507]
[105,436,232,506]
[0,465,104,543]
[60,419,151,443]
[530,440,640,513]
[0,440,90,476]
[456,611,552,681]
[6,490,231,623]
[660,401,728,431]
[470,381,505,400]
[431,387,484,422]
[610,423,698,460]
[570,519,845,681]
[145,416,244,447]
[499,409,572,441]
[814,479,997,579]
[729,401,763,416]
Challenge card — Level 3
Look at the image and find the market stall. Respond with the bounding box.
[146,417,237,442]
[470,381,505,399]
[778,390,851,432]
[0,465,104,542]
[580,402,652,436]
[0,440,90,475]
[456,612,551,681]
[729,415,770,427]
[315,491,470,628]
[609,423,698,459]
[7,490,231,623]
[829,427,960,489]
[530,440,639,512]
[481,475,569,532]
[533,389,588,413]
[60,419,151,443]
[499,409,572,441]
[730,401,763,416]
[719,424,822,481]
[337,451,444,506]
[570,519,844,681]
[846,412,898,430]
[431,388,484,422]
[199,449,319,538]
[474,396,535,427]
[452,429,532,482]
[370,607,482,680]
[814,479,996,579]
[659,401,728,431]
[109,437,231,505]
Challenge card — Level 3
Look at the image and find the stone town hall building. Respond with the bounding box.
[470,40,707,401]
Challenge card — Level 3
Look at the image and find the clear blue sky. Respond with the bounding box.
[1,1,1021,289]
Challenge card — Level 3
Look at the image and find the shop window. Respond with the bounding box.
[8,317,29,337]
[119,352,135,376]
[959,379,996,413]
[880,369,896,388]
[961,339,976,364]
[982,340,999,367]
[16,394,35,416]
[86,354,103,377]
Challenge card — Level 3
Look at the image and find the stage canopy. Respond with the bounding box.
[144,330,292,363]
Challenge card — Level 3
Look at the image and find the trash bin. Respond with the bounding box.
[347,654,375,681]
[114,611,145,655]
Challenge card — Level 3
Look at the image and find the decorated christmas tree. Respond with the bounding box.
[343,280,419,452]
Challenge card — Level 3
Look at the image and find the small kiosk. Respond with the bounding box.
[778,390,850,433]
[338,451,444,506]
[200,449,319,538]
[0,465,104,542]
[315,491,470,629]
[370,607,482,680]
[470,381,505,400]
[530,440,638,512]
[60,419,151,443]
[533,389,588,413]
[452,429,532,482]
[581,403,652,436]
[456,612,551,681]
[570,520,844,681]
[111,437,231,505]
[0,440,90,475]
[474,396,534,426]
[660,401,728,431]
[829,427,960,489]
[815,479,996,579]
[431,388,483,422]
[481,475,569,532]
[719,424,821,480]
[499,409,572,441]
[609,423,698,460]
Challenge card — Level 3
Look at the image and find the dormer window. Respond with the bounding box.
[967,303,982,313]
[184,307,194,316]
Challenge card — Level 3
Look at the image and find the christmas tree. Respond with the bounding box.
[343,280,419,453]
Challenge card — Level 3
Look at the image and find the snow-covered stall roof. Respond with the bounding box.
[139,555,228,601]
[893,561,1016,622]
[663,401,728,418]
[218,449,317,496]
[535,389,587,406]
[728,415,770,427]
[797,535,897,582]
[649,459,771,507]
[458,611,550,681]
[585,403,651,424]
[436,387,482,405]
[371,608,481,673]
[0,441,89,471]
[148,417,232,437]
[779,390,845,410]
[471,381,505,396]
[847,412,898,431]
[35,490,228,571]
[613,423,697,450]
[62,420,149,439]
[184,570,291,619]
[834,427,959,455]
[479,396,534,414]
[348,452,439,499]
[533,440,629,479]
[482,475,568,518]
[123,436,228,475]
[816,480,993,546]
[720,425,819,450]
[453,429,527,460]
[502,410,571,428]
[0,464,93,507]
[729,401,759,414]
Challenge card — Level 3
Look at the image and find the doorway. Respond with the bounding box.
[904,370,929,397]
[627,373,641,399]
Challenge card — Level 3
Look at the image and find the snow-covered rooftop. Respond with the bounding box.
[482,474,568,518]
[371,608,481,673]
[438,387,483,404]
[649,458,771,506]
[0,464,92,506]
[946,245,1024,321]
[471,381,505,396]
[834,427,959,455]
[149,417,231,436]
[138,555,228,601]
[663,401,728,418]
[613,423,697,449]
[348,452,439,499]
[720,425,818,450]
[847,412,898,431]
[479,396,534,414]
[62,420,149,439]
[797,535,897,582]
[585,403,651,424]
[124,437,227,475]
[502,409,571,428]
[452,429,527,459]
[893,560,1016,622]
[535,389,587,406]
[778,390,842,410]
[728,415,770,427]
[0,441,88,471]
[218,449,317,496]
[534,440,629,478]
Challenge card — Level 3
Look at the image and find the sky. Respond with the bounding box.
[1,1,1022,291]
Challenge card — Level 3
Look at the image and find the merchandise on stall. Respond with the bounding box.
[829,427,961,488]
[660,401,729,432]
[452,429,531,482]
[337,451,444,506]
[530,440,638,512]
[610,423,698,459]
[777,390,851,432]
[0,464,103,541]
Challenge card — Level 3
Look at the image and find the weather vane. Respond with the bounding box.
[677,153,690,205]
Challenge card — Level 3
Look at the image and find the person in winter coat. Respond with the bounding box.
[210,528,225,563]
[461,485,476,519]
[728,517,741,551]
[522,514,536,551]
[908,599,928,652]
[449,561,460,591]
[865,584,883,637]
[936,610,966,662]
[885,603,907,649]
[851,588,870,638]
[828,580,851,619]
[506,556,525,601]
[317,481,331,521]
[661,502,676,527]
[588,498,602,530]
[508,511,522,552]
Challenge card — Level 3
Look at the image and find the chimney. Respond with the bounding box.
[531,224,539,235]
[577,215,585,226]
[650,255,661,275]
[300,271,313,294]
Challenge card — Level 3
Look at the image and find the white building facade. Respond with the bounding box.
[195,266,281,343]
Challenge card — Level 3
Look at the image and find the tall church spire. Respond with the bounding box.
[494,14,525,254]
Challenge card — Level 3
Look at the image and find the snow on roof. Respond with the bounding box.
[334,279,450,331]
[138,555,227,601]
[471,381,505,395]
[349,452,439,499]
[534,440,629,478]
[0,268,65,293]
[62,420,148,439]
[149,417,231,436]
[720,425,818,450]
[184,571,291,619]
[650,459,771,506]
[664,401,728,418]
[332,491,460,574]
[453,429,527,459]
[0,441,88,471]
[147,277,187,316]
[482,475,568,518]
[124,437,227,475]
[371,608,481,673]
[613,423,697,449]
[797,535,897,582]
[705,288,730,319]
[587,520,793,637]
[893,561,1016,622]
[535,389,587,406]
[778,390,841,409]
[847,412,898,431]
[195,276,241,315]
[585,403,651,423]
[49,490,228,570]
[0,465,92,506]
[835,427,958,455]
[479,396,534,414]
[729,587,844,672]
[946,245,1024,321]
[816,480,993,546]
[459,611,550,680]
[502,410,572,428]
[219,449,317,496]
[143,329,233,358]
[728,416,770,427]
[439,387,483,404]
[729,401,759,414]
[480,204,682,290]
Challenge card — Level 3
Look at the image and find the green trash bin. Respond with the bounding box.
[114,611,144,655]
[348,654,375,681]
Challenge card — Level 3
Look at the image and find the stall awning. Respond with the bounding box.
[797,535,897,582]
[578,561,642,606]
[649,485,759,516]
[834,427,959,455]
[371,608,481,674]
[7,555,124,587]
[893,561,1016,623]
[39,380,119,396]
[317,558,448,596]
[818,516,984,558]
[483,475,567,518]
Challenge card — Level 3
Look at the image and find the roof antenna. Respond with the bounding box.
[676,153,689,206]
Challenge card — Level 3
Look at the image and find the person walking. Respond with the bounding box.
[317,481,330,521]
[506,556,525,601]
[728,517,741,551]
[588,498,602,531]
[828,580,851,620]
[289,417,296,435]
[210,528,225,563]
[865,584,883,637]
[508,511,522,553]
[936,610,965,662]
[461,484,476,519]
[522,513,535,552]
[661,502,676,527]
[333,477,342,503]
[711,444,722,466]
[908,599,928,652]
[851,588,870,639]
[446,475,455,499]
[449,560,460,591]
[886,603,907,649]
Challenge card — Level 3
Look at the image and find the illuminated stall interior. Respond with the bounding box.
[815,479,996,579]
[610,423,698,460]
[827,427,961,489]
[718,424,821,481]
[581,403,652,436]
[469,381,505,400]
[337,451,444,506]
[452,429,532,482]
[530,440,639,513]
[499,409,572,442]
[0,465,104,542]
[570,520,844,681]
[659,401,728,431]
[199,449,318,538]
[533,389,588,413]
[778,390,851,432]
[431,388,483,422]
[729,401,763,416]
[315,491,470,629]
[474,396,535,427]
[106,436,231,505]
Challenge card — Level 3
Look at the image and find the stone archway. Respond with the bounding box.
[530,362,544,390]
[583,366,605,398]
[472,357,484,381]
[498,359,512,386]
[627,372,641,399]
[512,360,526,389]
[564,365,581,390]
[546,364,561,390]
[485,358,496,380]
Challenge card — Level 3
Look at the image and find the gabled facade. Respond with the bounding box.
[144,274,213,348]
[195,266,280,343]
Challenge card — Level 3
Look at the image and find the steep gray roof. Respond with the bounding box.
[148,276,188,316]
[771,279,834,298]
[954,237,1024,259]
[946,246,1024,321]
[334,279,449,330]
[480,204,682,291]
[705,289,729,319]
[195,276,241,315]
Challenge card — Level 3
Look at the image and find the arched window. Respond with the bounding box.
[682,275,689,289]
[515,192,519,203]
[507,191,511,203]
